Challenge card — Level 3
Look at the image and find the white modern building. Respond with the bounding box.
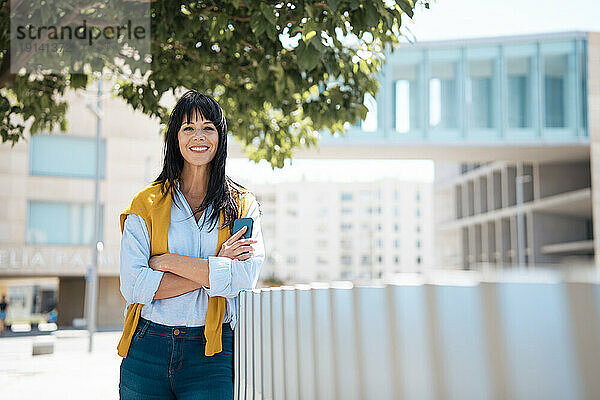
[250,179,433,283]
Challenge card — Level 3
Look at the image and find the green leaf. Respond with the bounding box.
[261,4,277,25]
[250,14,266,36]
[69,73,88,89]
[396,0,415,18]
[296,40,321,72]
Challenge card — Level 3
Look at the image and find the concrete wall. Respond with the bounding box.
[532,211,590,265]
[538,161,591,198]
[587,32,600,268]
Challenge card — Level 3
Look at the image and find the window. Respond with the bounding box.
[265,255,276,265]
[430,58,458,129]
[506,55,534,128]
[468,58,497,129]
[376,224,382,231]
[30,134,106,178]
[341,192,353,201]
[377,255,383,264]
[316,256,328,265]
[316,240,328,249]
[416,225,421,233]
[26,201,104,245]
[544,53,569,128]
[286,209,297,217]
[416,191,421,202]
[394,239,400,248]
[376,238,383,248]
[416,240,421,249]
[341,207,352,215]
[395,79,418,133]
[287,192,298,201]
[360,255,371,266]
[340,223,352,232]
[416,208,421,217]
[394,207,400,217]
[340,239,352,249]
[317,224,327,233]
[394,256,400,264]
[341,255,352,265]
[286,256,297,265]
[394,60,422,133]
[394,223,400,232]
[417,256,422,264]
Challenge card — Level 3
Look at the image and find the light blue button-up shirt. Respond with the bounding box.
[119,180,265,330]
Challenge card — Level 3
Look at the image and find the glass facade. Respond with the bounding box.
[429,58,459,130]
[321,33,588,144]
[30,134,106,178]
[544,54,569,128]
[466,47,499,132]
[394,63,421,133]
[26,201,104,245]
[506,56,534,128]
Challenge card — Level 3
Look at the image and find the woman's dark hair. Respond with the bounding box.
[154,89,249,232]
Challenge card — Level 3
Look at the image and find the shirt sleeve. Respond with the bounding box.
[119,213,165,304]
[204,196,265,298]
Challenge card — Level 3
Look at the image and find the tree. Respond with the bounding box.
[0,0,426,168]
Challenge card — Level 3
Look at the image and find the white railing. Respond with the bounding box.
[234,272,600,400]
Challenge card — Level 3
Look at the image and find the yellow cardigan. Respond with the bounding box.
[116,179,251,358]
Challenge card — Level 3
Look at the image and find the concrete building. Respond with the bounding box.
[251,179,433,283]
[435,160,592,270]
[277,30,597,271]
[0,80,165,328]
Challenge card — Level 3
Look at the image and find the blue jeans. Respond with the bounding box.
[119,317,234,400]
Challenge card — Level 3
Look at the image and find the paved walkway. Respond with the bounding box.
[0,330,123,399]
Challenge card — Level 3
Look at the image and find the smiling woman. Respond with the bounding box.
[117,90,265,400]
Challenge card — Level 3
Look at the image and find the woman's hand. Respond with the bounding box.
[148,253,179,272]
[218,226,258,261]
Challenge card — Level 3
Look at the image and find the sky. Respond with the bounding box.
[227,0,600,185]
[404,0,600,42]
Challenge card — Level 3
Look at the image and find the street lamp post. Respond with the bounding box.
[85,78,103,353]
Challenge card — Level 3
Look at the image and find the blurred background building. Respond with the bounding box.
[316,30,596,271]
[0,30,596,329]
[254,179,433,283]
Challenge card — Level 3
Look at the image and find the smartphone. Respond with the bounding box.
[232,217,253,239]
